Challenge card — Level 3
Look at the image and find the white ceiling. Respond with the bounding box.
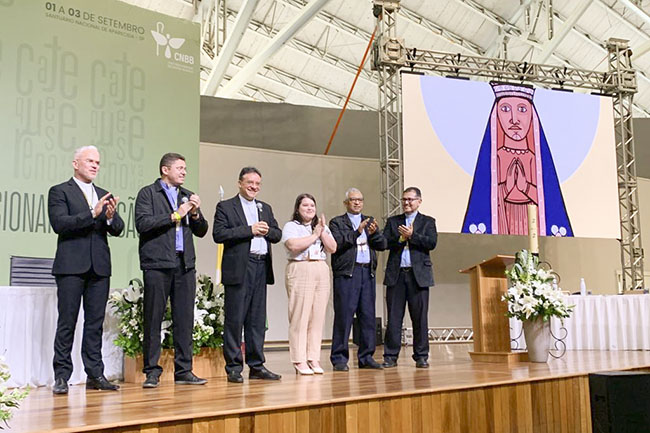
[120,0,650,116]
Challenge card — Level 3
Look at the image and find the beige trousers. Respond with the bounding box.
[285,260,331,363]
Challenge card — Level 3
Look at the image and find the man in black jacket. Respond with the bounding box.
[213,167,282,383]
[382,187,437,369]
[135,153,209,388]
[329,188,386,371]
[48,145,124,395]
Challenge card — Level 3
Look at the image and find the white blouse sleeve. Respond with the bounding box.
[281,221,300,245]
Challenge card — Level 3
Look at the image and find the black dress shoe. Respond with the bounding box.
[53,378,68,395]
[249,367,281,380]
[333,363,349,372]
[382,359,398,368]
[359,359,384,369]
[227,371,244,383]
[143,374,159,388]
[415,359,430,369]
[175,372,207,385]
[86,375,119,391]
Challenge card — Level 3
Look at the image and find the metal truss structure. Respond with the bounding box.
[400,327,474,346]
[428,327,474,344]
[608,38,646,292]
[372,0,645,291]
[373,0,404,221]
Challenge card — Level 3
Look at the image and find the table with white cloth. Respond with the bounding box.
[0,286,123,388]
[511,294,650,351]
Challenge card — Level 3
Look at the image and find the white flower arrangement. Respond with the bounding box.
[0,356,29,429]
[502,249,573,322]
[109,275,224,357]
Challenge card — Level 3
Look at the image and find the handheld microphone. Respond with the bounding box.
[256,202,263,218]
[181,196,190,225]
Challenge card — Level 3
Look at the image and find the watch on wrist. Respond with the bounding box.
[172,211,181,222]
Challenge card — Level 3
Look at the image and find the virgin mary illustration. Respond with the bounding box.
[462,83,573,237]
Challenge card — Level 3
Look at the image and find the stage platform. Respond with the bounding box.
[8,344,650,433]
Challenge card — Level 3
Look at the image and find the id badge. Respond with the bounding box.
[308,244,321,260]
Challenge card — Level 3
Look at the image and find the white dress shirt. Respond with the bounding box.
[239,194,268,255]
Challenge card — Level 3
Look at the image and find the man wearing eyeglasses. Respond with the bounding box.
[329,188,386,371]
[213,167,283,384]
[382,187,437,369]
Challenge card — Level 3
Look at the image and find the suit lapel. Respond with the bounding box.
[411,213,422,230]
[232,196,247,226]
[68,178,92,210]
[343,214,355,230]
[399,213,407,228]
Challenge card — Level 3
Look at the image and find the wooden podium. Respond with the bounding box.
[460,255,528,363]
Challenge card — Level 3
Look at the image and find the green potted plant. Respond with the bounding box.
[109,274,225,382]
[0,356,29,429]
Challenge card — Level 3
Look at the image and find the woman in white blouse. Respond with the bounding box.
[281,193,337,375]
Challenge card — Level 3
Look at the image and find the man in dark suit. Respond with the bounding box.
[329,188,386,371]
[135,153,209,388]
[382,187,437,369]
[213,167,282,383]
[48,145,124,395]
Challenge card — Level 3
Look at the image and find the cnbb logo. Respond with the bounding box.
[151,22,194,65]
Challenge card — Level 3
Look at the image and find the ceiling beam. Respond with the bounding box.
[485,0,534,57]
[397,5,486,55]
[202,0,260,96]
[226,8,377,82]
[278,0,486,57]
[236,80,286,103]
[551,6,650,113]
[596,0,650,38]
[534,0,592,63]
[276,0,373,41]
[451,0,650,116]
[453,0,508,27]
[218,0,332,98]
[617,0,650,28]
[227,52,372,110]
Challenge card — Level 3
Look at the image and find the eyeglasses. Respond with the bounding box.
[347,198,364,203]
[401,197,419,203]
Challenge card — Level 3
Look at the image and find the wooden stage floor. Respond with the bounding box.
[8,344,650,433]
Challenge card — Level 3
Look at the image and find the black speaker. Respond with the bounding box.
[352,317,383,346]
[589,371,650,433]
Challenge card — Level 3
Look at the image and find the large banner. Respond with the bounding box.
[0,0,200,286]
[403,74,620,239]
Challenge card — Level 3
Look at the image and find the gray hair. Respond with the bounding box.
[344,187,362,201]
[73,145,99,160]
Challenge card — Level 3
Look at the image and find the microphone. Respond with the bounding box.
[181,196,190,225]
[256,202,265,238]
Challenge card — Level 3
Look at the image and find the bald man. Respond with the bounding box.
[48,146,124,394]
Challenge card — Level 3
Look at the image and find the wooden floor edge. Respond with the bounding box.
[38,363,650,433]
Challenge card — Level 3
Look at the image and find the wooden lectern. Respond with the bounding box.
[460,255,528,363]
